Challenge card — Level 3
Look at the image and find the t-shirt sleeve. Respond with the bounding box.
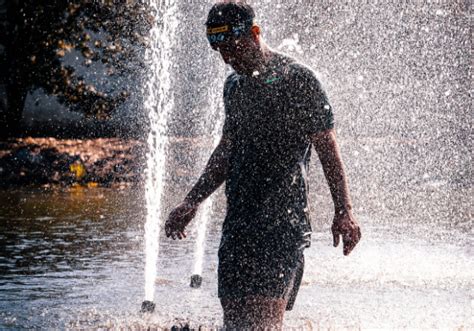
[289,64,334,135]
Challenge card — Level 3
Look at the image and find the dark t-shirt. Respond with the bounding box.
[221,52,334,251]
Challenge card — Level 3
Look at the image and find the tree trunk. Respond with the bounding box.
[0,0,26,138]
[0,83,26,138]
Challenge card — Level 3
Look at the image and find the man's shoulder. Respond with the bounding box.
[286,61,319,83]
[270,51,316,77]
[266,52,321,90]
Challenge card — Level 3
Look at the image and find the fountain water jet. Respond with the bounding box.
[190,199,212,289]
[190,76,226,288]
[142,0,179,309]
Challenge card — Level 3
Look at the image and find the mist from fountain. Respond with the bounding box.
[191,105,224,283]
[138,0,471,327]
[143,0,179,302]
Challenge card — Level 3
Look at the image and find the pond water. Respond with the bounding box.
[0,184,472,329]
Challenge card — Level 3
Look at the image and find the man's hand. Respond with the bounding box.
[331,210,361,256]
[164,136,229,240]
[165,201,198,240]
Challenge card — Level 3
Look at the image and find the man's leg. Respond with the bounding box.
[221,295,287,330]
[217,231,305,329]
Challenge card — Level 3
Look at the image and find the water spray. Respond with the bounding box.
[142,0,179,311]
[190,199,212,289]
[188,73,225,290]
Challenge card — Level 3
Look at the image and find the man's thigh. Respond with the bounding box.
[221,295,287,330]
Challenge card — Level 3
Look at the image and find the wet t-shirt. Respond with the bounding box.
[221,52,334,251]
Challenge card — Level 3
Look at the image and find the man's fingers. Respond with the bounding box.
[166,203,196,241]
[169,230,187,240]
[343,238,356,255]
[332,228,340,247]
[352,226,361,245]
[342,228,361,255]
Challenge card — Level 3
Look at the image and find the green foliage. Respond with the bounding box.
[8,0,154,119]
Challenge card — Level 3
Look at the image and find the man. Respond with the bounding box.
[165,2,361,329]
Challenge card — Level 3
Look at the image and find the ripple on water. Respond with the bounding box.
[0,186,472,329]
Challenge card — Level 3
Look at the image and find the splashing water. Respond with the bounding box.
[143,0,179,302]
[0,1,471,329]
[192,201,212,278]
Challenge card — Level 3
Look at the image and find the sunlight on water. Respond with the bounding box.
[143,0,179,302]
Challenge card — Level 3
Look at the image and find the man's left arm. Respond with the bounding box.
[311,128,361,255]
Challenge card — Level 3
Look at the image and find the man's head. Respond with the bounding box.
[205,2,265,75]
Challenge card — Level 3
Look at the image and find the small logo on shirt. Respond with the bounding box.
[265,76,281,84]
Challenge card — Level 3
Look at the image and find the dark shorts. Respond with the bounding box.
[217,230,305,311]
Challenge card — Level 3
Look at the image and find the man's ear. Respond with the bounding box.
[250,24,261,42]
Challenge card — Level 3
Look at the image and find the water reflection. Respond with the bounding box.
[1,189,143,273]
[0,187,472,329]
[0,188,145,329]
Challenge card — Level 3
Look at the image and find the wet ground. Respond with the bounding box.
[0,185,472,329]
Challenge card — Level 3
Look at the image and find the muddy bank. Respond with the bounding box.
[0,138,146,188]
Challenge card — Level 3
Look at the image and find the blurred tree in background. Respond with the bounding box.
[0,0,153,137]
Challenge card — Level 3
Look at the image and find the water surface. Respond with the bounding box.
[0,185,472,329]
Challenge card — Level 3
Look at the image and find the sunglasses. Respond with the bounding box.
[206,23,249,50]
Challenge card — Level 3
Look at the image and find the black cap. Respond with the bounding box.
[205,2,255,29]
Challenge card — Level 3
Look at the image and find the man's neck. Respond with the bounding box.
[248,44,274,78]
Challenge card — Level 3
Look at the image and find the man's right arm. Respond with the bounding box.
[166,74,236,239]
[165,135,232,239]
[184,135,231,206]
